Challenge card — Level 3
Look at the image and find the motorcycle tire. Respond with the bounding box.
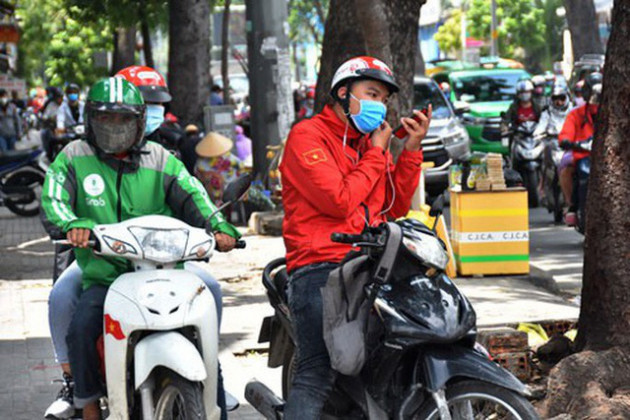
[523,170,540,208]
[413,380,540,420]
[153,370,206,420]
[4,169,45,217]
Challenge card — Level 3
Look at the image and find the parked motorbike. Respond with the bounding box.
[246,196,539,419]
[52,175,250,420]
[0,147,47,216]
[508,121,544,208]
[561,139,592,235]
[540,132,565,223]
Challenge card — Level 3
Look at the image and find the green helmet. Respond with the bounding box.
[86,77,146,155]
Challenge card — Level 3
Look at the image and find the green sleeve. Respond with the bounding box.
[40,152,95,237]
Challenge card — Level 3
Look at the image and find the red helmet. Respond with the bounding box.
[115,65,172,104]
[330,56,399,100]
[306,87,316,99]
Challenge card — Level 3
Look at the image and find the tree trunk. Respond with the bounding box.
[543,1,630,417]
[221,0,232,105]
[111,26,137,75]
[168,0,211,125]
[140,9,155,69]
[314,0,366,112]
[564,0,604,60]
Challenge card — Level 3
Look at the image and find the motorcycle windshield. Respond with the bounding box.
[377,273,476,343]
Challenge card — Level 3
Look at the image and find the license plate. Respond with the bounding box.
[501,137,509,148]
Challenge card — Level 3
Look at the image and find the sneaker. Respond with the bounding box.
[565,211,577,227]
[44,372,75,419]
[225,390,240,412]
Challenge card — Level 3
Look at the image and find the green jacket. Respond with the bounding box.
[41,140,240,289]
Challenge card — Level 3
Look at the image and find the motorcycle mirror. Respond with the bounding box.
[222,173,252,205]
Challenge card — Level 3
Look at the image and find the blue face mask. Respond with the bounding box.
[145,104,165,135]
[349,93,387,134]
[68,93,78,102]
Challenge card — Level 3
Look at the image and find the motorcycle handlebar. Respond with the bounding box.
[235,239,246,249]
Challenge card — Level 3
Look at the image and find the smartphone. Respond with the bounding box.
[393,107,429,139]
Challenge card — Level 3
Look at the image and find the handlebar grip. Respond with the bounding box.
[330,233,364,244]
[235,239,246,249]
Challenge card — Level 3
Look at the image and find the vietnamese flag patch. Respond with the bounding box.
[104,314,126,340]
[302,148,328,165]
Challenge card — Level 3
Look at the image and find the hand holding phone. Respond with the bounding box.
[393,107,429,139]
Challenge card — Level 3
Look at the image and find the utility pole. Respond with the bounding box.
[245,0,295,179]
[490,0,498,57]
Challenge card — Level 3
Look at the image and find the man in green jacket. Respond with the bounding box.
[41,77,239,420]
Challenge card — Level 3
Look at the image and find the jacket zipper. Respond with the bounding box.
[116,161,124,222]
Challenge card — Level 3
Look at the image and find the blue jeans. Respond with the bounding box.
[0,135,17,151]
[284,262,339,420]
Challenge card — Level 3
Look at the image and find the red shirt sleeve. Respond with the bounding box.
[280,125,387,219]
[385,148,423,218]
[559,109,578,144]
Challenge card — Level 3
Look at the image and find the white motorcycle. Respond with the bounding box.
[55,175,250,420]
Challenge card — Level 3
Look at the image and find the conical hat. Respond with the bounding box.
[195,131,233,158]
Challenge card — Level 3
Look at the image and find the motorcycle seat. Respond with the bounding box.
[0,149,34,165]
[273,268,289,302]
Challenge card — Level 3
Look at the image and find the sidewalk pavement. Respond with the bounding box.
[0,227,579,419]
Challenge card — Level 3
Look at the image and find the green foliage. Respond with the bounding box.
[466,0,563,70]
[435,9,462,56]
[16,0,112,87]
[287,0,329,44]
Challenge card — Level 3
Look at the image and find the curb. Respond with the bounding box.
[527,263,561,295]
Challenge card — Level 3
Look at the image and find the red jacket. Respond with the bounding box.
[280,105,423,273]
[559,104,598,161]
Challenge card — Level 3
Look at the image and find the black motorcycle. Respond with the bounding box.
[509,121,544,208]
[246,197,539,419]
[561,139,592,235]
[0,147,46,217]
[540,132,565,223]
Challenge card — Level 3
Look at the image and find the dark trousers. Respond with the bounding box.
[284,262,339,420]
[66,285,227,416]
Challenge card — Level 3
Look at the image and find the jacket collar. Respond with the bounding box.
[317,104,368,150]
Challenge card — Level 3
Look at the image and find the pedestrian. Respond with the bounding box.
[233,124,252,163]
[0,88,21,152]
[210,84,224,106]
[194,131,244,205]
[180,123,203,174]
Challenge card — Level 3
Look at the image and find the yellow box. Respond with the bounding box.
[450,188,529,276]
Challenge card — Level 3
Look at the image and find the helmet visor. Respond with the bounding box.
[91,111,139,154]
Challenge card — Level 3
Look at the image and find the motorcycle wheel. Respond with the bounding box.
[523,170,540,208]
[413,380,539,420]
[4,169,44,217]
[552,176,563,223]
[153,370,206,420]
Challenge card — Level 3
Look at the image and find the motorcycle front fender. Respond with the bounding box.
[421,346,528,395]
[134,331,207,390]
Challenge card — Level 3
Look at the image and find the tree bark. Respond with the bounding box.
[544,1,630,417]
[168,0,211,125]
[111,26,137,75]
[139,5,155,69]
[221,0,232,105]
[564,0,604,60]
[314,0,366,112]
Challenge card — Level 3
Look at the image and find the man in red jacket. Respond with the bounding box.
[279,56,431,419]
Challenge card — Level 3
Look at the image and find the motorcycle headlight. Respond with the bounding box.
[402,234,449,270]
[128,227,189,263]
